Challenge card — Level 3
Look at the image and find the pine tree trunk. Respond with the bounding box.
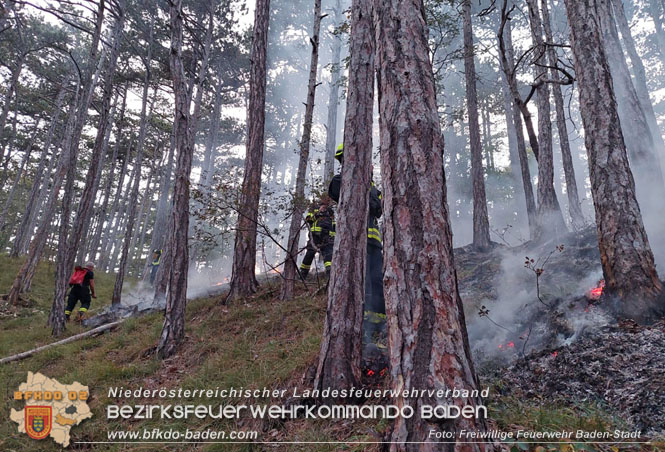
[500,67,527,224]
[462,0,491,250]
[313,0,372,395]
[99,137,130,270]
[498,12,537,238]
[611,0,665,173]
[157,0,195,359]
[526,0,568,240]
[111,25,153,305]
[323,0,343,185]
[0,120,40,236]
[596,0,665,198]
[0,56,23,161]
[564,0,664,323]
[111,146,145,306]
[225,0,271,303]
[374,0,488,448]
[77,97,117,264]
[11,80,69,257]
[648,1,665,69]
[129,171,154,264]
[280,0,323,301]
[5,76,81,306]
[540,0,584,230]
[201,76,223,187]
[51,6,125,335]
[86,85,128,263]
[146,139,175,275]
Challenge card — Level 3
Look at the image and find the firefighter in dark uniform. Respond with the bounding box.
[149,249,162,285]
[299,196,335,278]
[328,143,385,345]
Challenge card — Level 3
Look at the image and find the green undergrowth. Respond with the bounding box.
[0,256,653,451]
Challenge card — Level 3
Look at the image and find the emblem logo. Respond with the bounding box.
[25,406,52,440]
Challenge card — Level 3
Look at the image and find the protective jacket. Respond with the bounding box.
[328,174,382,247]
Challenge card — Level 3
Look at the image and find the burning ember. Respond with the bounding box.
[585,279,605,301]
[364,367,388,378]
[497,341,516,350]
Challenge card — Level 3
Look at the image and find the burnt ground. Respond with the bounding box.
[499,319,665,436]
[453,227,665,437]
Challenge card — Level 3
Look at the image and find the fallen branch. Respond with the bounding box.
[0,320,125,365]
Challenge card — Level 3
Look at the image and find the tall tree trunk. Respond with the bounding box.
[374,0,488,448]
[111,145,146,306]
[313,0,372,394]
[76,97,117,264]
[0,119,40,236]
[5,72,83,307]
[611,0,665,172]
[647,1,665,69]
[280,0,323,301]
[323,0,343,185]
[462,0,491,250]
[99,137,130,270]
[11,80,69,257]
[0,56,23,163]
[224,0,271,303]
[596,0,665,199]
[500,69,527,224]
[129,170,154,262]
[201,74,223,187]
[111,15,153,305]
[157,0,195,359]
[498,9,537,237]
[526,0,568,240]
[85,85,128,262]
[50,5,124,336]
[540,0,585,230]
[564,0,664,322]
[146,139,175,275]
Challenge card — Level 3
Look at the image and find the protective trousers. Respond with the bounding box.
[363,243,386,345]
[65,285,91,316]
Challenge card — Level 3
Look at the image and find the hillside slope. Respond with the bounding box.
[0,252,660,451]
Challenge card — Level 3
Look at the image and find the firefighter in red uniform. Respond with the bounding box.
[328,143,385,345]
[299,196,335,278]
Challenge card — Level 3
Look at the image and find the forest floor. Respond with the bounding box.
[0,240,663,451]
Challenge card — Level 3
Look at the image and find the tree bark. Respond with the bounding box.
[85,85,127,262]
[50,4,124,336]
[5,72,81,306]
[374,0,488,448]
[11,80,69,257]
[564,0,664,323]
[224,0,271,303]
[0,56,24,164]
[280,0,323,301]
[111,14,153,305]
[540,0,585,231]
[611,0,665,173]
[498,9,537,238]
[596,0,665,198]
[157,0,195,359]
[462,0,491,250]
[0,119,40,236]
[313,0,372,396]
[526,0,568,240]
[146,138,175,274]
[647,1,665,69]
[323,0,343,185]
[99,133,130,270]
